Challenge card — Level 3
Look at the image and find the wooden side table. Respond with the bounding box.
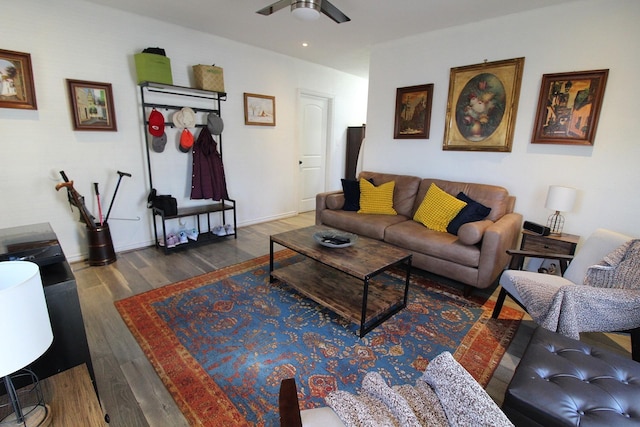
[517,230,580,274]
[520,230,580,254]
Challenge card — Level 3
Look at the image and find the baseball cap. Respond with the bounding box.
[179,129,194,152]
[148,109,165,137]
[151,132,167,152]
[207,112,224,135]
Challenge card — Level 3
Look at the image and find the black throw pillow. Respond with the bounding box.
[447,192,492,235]
[341,178,373,211]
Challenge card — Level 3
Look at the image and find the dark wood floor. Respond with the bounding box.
[72,212,632,426]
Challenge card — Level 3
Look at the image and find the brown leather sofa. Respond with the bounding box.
[316,171,522,294]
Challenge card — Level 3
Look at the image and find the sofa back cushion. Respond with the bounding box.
[413,179,511,222]
[359,171,421,218]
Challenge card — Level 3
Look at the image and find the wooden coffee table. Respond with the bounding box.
[269,225,412,337]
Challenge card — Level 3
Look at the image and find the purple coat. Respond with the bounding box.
[190,126,229,201]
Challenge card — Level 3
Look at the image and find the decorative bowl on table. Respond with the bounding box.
[313,230,357,248]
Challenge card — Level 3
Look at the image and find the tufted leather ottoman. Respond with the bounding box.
[503,326,640,426]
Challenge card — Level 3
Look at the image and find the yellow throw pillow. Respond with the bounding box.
[413,183,467,232]
[358,179,397,215]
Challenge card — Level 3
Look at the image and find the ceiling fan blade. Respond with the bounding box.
[320,0,350,23]
[256,0,291,16]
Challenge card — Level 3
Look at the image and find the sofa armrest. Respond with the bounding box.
[476,212,523,288]
[279,378,303,427]
[279,378,345,427]
[315,190,344,225]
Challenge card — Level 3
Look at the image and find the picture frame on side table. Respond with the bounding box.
[531,69,608,145]
[244,93,276,126]
[443,57,525,152]
[0,49,37,110]
[66,79,117,131]
[393,84,433,139]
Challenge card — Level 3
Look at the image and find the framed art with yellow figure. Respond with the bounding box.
[443,57,525,152]
[0,49,37,110]
[393,84,433,139]
[531,69,608,145]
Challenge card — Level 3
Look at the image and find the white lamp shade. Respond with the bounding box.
[545,185,577,212]
[0,261,53,377]
[291,1,321,21]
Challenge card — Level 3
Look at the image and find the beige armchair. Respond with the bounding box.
[492,228,640,361]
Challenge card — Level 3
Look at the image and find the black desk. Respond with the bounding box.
[0,223,95,393]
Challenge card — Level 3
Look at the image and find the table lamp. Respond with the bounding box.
[545,185,577,235]
[0,261,53,427]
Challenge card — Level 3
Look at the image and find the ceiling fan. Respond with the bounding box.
[257,0,350,24]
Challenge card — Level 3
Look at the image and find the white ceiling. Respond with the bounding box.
[82,0,580,78]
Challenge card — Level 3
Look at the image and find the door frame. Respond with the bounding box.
[296,88,335,212]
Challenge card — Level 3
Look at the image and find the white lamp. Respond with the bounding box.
[291,0,321,21]
[0,261,53,427]
[545,185,577,235]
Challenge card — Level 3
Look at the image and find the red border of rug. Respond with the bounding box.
[115,250,523,426]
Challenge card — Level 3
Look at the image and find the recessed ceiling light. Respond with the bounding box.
[302,42,309,47]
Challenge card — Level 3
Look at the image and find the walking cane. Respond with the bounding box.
[94,183,103,226]
[104,171,132,224]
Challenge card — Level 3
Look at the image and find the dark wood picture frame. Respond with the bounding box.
[443,57,525,152]
[393,84,433,139]
[0,49,37,110]
[531,69,608,145]
[244,93,276,126]
[67,79,117,131]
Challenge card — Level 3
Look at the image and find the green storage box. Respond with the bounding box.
[134,53,173,85]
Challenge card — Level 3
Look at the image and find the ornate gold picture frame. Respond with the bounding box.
[443,57,525,152]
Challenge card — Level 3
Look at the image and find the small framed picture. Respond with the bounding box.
[443,57,525,152]
[531,69,608,145]
[244,93,275,126]
[393,84,433,139]
[67,79,117,131]
[0,49,37,110]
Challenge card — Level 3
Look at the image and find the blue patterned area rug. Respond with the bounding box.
[116,250,522,427]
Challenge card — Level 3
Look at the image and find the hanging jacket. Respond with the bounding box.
[190,126,229,201]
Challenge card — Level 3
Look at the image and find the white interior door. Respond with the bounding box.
[298,92,330,212]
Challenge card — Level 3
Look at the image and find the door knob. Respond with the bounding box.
[299,160,302,165]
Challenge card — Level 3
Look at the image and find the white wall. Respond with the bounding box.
[1,0,368,261]
[364,0,639,242]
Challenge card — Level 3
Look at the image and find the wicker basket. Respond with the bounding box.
[193,65,224,92]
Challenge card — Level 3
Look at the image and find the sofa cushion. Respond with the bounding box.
[447,192,492,235]
[358,179,397,215]
[341,179,360,211]
[385,220,480,268]
[341,178,374,211]
[413,179,510,222]
[359,172,421,218]
[320,210,407,241]
[413,183,467,232]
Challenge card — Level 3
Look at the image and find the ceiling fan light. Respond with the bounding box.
[291,1,321,21]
